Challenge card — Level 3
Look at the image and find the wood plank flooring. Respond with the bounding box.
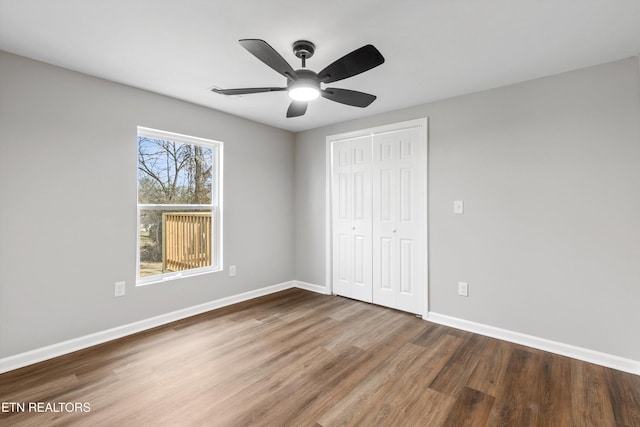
[1,288,639,426]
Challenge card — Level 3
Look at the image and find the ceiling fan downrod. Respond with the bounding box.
[293,40,315,69]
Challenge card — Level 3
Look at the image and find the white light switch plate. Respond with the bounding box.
[454,200,464,214]
[229,265,237,277]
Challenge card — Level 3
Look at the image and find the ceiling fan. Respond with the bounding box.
[212,39,385,118]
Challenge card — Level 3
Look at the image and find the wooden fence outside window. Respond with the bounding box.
[162,212,212,272]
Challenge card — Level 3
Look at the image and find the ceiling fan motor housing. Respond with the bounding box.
[288,69,320,89]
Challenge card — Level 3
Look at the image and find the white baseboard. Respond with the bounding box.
[0,280,299,374]
[293,280,330,295]
[427,312,640,376]
[12,284,631,376]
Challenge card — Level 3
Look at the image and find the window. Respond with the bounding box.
[137,127,222,285]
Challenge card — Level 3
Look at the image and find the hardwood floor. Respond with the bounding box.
[1,288,639,426]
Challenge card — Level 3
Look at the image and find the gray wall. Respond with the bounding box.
[295,57,640,361]
[0,51,295,358]
[2,49,639,363]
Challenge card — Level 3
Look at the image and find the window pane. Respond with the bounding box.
[138,137,213,205]
[139,209,213,278]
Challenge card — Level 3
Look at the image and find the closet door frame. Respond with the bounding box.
[326,117,429,316]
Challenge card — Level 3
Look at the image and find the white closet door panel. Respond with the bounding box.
[372,132,397,308]
[351,233,370,301]
[337,173,349,220]
[333,233,351,296]
[380,237,393,290]
[373,127,425,314]
[379,168,393,222]
[399,238,413,294]
[350,138,373,302]
[373,235,395,308]
[399,168,413,222]
[395,128,426,314]
[332,140,352,297]
[331,137,372,302]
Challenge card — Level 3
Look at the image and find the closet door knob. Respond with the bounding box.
[392,229,397,233]
[352,226,356,230]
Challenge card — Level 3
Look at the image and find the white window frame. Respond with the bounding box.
[136,126,223,286]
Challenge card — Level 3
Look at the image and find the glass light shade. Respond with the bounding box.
[288,86,320,101]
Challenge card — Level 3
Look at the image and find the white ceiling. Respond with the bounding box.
[1,0,639,132]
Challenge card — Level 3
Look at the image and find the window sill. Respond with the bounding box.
[136,267,222,287]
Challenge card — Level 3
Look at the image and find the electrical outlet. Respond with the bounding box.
[458,282,468,297]
[115,281,126,297]
[454,200,464,214]
[229,265,237,277]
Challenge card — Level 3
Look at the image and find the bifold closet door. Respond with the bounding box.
[372,127,426,314]
[331,136,373,302]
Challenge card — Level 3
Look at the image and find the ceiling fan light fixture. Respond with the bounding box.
[288,85,320,101]
[287,69,321,101]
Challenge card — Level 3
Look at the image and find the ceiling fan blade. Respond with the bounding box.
[321,88,377,107]
[286,101,307,118]
[317,45,385,83]
[212,87,286,95]
[239,39,297,81]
